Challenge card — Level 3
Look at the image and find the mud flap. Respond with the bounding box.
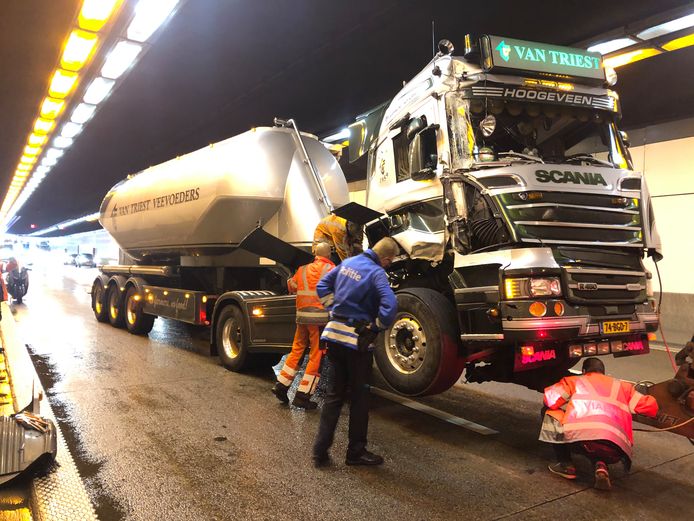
[0,414,57,485]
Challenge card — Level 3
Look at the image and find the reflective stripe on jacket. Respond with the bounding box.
[288,256,335,325]
[542,372,658,458]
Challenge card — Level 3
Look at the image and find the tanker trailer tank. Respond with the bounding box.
[99,126,350,263]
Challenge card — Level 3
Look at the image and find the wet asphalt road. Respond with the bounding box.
[9,264,694,521]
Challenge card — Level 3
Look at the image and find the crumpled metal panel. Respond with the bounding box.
[0,416,56,485]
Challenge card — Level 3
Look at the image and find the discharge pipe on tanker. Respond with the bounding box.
[274,117,334,214]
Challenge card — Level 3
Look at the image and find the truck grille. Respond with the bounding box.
[563,267,647,304]
[499,191,643,248]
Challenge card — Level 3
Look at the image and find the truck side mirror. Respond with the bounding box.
[409,124,439,181]
[406,117,426,140]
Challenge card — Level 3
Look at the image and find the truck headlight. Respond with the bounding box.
[504,277,562,299]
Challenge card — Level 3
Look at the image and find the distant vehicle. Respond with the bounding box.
[75,253,96,268]
[64,253,78,266]
[2,257,29,304]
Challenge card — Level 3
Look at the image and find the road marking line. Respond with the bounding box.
[371,386,499,435]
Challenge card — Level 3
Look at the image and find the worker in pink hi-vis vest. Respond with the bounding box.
[540,357,658,490]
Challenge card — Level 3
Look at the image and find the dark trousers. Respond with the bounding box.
[313,341,373,457]
[554,440,627,468]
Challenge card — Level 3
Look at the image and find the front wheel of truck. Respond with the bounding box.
[374,288,466,396]
[216,305,251,372]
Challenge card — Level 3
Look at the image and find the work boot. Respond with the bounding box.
[548,462,577,480]
[313,453,332,468]
[594,461,612,491]
[292,391,317,410]
[271,382,289,404]
[345,450,384,466]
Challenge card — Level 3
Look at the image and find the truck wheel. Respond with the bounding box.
[124,286,155,335]
[216,305,250,371]
[107,284,125,328]
[91,280,109,322]
[374,288,465,396]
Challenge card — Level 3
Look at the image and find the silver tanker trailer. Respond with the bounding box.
[91,120,349,370]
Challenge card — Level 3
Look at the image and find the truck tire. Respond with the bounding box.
[91,279,109,322]
[216,305,251,371]
[374,288,465,396]
[107,284,125,328]
[124,286,155,335]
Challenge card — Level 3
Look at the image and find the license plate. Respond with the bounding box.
[601,320,630,334]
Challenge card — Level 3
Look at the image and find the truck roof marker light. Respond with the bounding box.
[587,37,638,55]
[33,117,55,135]
[637,13,694,40]
[48,69,78,99]
[79,0,120,32]
[71,103,97,124]
[127,0,180,43]
[61,30,98,72]
[603,48,661,69]
[101,41,143,80]
[61,122,83,139]
[662,32,694,52]
[53,136,73,149]
[83,77,115,105]
[529,301,547,317]
[40,97,65,119]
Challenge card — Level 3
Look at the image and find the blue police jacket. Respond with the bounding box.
[317,249,397,349]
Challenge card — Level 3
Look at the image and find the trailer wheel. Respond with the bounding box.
[216,305,250,371]
[374,288,465,396]
[124,286,155,335]
[107,284,125,328]
[91,279,108,323]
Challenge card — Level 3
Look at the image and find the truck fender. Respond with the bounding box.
[124,276,148,293]
[209,290,278,354]
[106,275,128,295]
[91,273,110,294]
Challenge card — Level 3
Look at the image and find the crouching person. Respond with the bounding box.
[272,243,335,409]
[540,357,658,490]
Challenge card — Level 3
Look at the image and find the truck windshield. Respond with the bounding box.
[446,91,630,171]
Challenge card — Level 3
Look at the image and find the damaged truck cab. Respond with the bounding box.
[351,36,661,395]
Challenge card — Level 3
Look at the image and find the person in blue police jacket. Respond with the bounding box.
[312,237,399,467]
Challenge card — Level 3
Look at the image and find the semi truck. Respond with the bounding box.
[91,34,661,397]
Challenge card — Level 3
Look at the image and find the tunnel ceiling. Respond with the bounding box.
[2,0,693,234]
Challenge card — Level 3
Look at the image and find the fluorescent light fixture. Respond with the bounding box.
[79,0,119,32]
[71,103,97,124]
[61,29,98,72]
[36,166,50,175]
[46,148,64,160]
[61,122,84,139]
[34,117,55,135]
[42,157,58,167]
[17,164,31,172]
[637,13,694,40]
[603,47,662,68]
[53,136,74,149]
[24,145,41,157]
[20,155,37,165]
[83,77,115,104]
[587,37,638,55]
[127,0,179,42]
[40,97,65,119]
[48,69,78,99]
[662,32,694,51]
[323,128,351,142]
[28,133,48,146]
[101,40,143,79]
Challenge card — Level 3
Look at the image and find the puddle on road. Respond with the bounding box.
[27,347,127,521]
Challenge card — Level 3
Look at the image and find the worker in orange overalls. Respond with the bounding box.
[271,242,335,409]
[313,213,363,263]
[539,357,658,490]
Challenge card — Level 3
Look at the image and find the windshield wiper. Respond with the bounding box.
[498,151,544,164]
[564,154,613,168]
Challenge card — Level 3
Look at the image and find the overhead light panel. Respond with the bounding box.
[40,97,66,119]
[101,40,143,79]
[42,157,58,167]
[587,37,638,55]
[24,145,41,157]
[71,103,97,124]
[83,77,115,104]
[34,117,55,135]
[53,136,74,149]
[20,155,37,165]
[61,122,83,139]
[603,48,662,68]
[79,0,120,32]
[46,148,64,160]
[637,13,694,40]
[127,0,179,42]
[61,30,99,72]
[48,69,78,99]
[28,133,48,146]
[662,32,694,51]
[17,164,31,172]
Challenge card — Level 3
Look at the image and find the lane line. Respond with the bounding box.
[371,386,499,435]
